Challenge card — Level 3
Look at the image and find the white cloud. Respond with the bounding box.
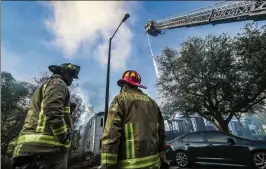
[45,1,136,71]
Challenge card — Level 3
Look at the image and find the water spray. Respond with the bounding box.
[147,33,159,78]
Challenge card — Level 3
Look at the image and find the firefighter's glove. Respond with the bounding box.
[160,161,170,169]
[70,103,76,113]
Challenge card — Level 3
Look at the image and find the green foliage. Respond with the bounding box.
[157,23,266,132]
[1,72,29,156]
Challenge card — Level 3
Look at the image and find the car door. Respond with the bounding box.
[204,131,249,166]
[186,132,208,162]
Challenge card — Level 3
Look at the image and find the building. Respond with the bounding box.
[164,115,207,141]
[81,112,104,155]
[164,114,265,140]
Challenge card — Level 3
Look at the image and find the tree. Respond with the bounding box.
[1,72,29,157]
[157,23,266,133]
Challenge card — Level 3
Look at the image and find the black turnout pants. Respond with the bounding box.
[13,152,68,169]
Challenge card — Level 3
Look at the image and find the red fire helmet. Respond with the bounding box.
[117,70,147,89]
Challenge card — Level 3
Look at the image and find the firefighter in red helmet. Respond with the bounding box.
[101,70,169,169]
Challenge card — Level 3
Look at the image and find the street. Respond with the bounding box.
[169,165,247,169]
[89,165,247,169]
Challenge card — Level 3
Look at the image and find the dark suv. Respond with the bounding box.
[166,131,266,169]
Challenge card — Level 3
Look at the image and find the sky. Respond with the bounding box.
[2,1,266,116]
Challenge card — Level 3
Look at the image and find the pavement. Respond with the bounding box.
[169,164,246,169]
[90,164,246,169]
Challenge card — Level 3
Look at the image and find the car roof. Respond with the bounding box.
[179,131,230,138]
[167,133,186,143]
[182,131,252,140]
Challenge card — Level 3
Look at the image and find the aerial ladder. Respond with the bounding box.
[145,1,266,77]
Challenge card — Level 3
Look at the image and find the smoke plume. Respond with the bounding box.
[45,1,135,70]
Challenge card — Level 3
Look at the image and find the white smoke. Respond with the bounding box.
[73,87,95,131]
[45,1,135,70]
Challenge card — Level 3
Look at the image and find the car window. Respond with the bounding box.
[206,132,228,143]
[182,135,189,142]
[188,133,203,142]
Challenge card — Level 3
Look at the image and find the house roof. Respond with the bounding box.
[96,111,105,116]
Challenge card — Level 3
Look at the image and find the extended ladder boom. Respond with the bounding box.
[145,1,266,37]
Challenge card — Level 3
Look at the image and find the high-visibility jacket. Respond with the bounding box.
[13,75,72,157]
[101,88,167,169]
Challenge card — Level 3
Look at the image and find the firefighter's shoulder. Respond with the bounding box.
[49,78,67,86]
[47,78,68,92]
[109,93,125,110]
[109,95,120,109]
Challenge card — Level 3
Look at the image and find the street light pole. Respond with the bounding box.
[104,14,130,127]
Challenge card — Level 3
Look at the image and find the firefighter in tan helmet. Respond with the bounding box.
[12,63,80,169]
[101,70,169,169]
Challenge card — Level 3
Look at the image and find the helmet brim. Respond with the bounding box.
[73,74,79,79]
[117,79,147,89]
[48,65,61,73]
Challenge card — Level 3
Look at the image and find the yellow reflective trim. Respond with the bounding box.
[125,123,135,159]
[101,153,118,165]
[129,123,135,158]
[52,125,67,136]
[13,144,22,157]
[119,154,160,169]
[101,153,118,158]
[17,134,70,148]
[125,124,129,158]
[101,160,117,165]
[36,84,47,133]
[64,106,70,113]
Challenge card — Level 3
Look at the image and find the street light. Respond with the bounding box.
[104,13,130,127]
